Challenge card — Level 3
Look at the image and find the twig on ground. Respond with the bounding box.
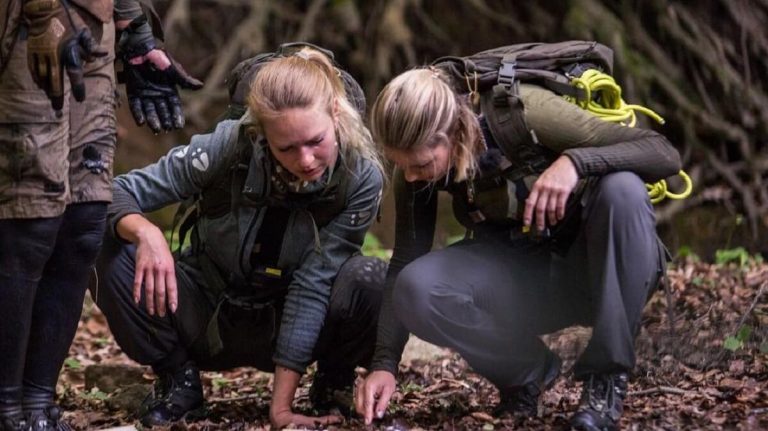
[630,386,695,397]
[732,281,767,336]
[208,394,264,403]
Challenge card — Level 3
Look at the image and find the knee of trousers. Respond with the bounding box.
[0,217,61,277]
[391,262,441,334]
[63,204,108,266]
[590,172,652,218]
[328,255,387,320]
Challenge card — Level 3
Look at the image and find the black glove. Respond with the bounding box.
[117,16,203,133]
[23,0,107,111]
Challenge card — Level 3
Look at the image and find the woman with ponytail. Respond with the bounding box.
[357,66,681,430]
[93,46,385,429]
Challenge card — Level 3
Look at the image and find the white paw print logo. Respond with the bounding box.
[173,146,189,159]
[190,147,210,172]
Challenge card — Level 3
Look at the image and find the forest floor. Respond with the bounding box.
[59,258,767,430]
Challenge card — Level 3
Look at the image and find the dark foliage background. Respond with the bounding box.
[115,0,768,259]
[56,2,768,430]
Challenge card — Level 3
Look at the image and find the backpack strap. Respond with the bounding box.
[171,196,198,259]
[539,75,588,101]
[481,81,556,183]
[229,130,255,209]
[171,123,253,258]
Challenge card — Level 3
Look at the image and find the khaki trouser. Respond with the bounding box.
[0,2,116,219]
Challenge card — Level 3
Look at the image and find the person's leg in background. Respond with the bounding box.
[21,203,107,429]
[15,10,116,430]
[0,0,71,426]
[0,218,63,431]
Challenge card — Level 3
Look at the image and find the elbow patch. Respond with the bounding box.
[349,208,373,226]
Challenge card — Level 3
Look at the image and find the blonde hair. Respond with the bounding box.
[370,67,483,182]
[248,47,383,178]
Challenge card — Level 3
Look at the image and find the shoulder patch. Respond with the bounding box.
[190,148,210,172]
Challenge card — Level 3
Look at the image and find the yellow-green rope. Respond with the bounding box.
[566,69,692,203]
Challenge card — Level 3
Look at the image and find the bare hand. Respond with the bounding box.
[269,406,342,429]
[133,224,177,317]
[523,155,579,232]
[355,370,396,425]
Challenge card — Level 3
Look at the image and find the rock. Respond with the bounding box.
[106,383,152,413]
[85,364,148,393]
[401,336,449,365]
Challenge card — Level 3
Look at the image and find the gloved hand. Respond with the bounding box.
[120,50,203,133]
[117,16,203,133]
[23,0,108,111]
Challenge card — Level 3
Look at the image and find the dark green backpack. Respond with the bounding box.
[433,40,614,182]
[431,41,614,234]
[172,42,365,255]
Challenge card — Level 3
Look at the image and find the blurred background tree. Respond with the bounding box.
[116,0,768,260]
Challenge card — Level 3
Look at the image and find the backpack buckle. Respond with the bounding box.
[498,60,517,87]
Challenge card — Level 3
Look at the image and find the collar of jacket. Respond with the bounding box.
[238,111,271,206]
[234,110,342,209]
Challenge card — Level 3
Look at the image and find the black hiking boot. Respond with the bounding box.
[1,387,25,431]
[569,373,628,431]
[495,353,561,418]
[24,405,71,431]
[308,368,356,417]
[0,414,25,431]
[21,384,70,431]
[139,361,204,427]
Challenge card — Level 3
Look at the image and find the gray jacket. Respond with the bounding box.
[109,113,383,372]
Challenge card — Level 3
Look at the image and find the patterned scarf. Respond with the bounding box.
[268,154,335,195]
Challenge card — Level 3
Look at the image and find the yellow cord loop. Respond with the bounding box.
[646,170,693,204]
[566,69,692,203]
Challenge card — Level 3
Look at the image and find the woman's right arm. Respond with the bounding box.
[372,170,439,372]
[116,213,178,317]
[356,169,438,424]
[108,120,241,315]
[108,119,241,234]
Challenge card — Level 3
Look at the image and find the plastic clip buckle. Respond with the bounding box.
[498,61,516,87]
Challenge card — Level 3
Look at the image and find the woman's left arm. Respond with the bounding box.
[272,160,384,374]
[270,366,342,428]
[522,85,682,183]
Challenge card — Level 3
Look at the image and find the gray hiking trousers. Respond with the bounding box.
[391,172,666,388]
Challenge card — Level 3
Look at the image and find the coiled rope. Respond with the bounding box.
[567,69,692,203]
